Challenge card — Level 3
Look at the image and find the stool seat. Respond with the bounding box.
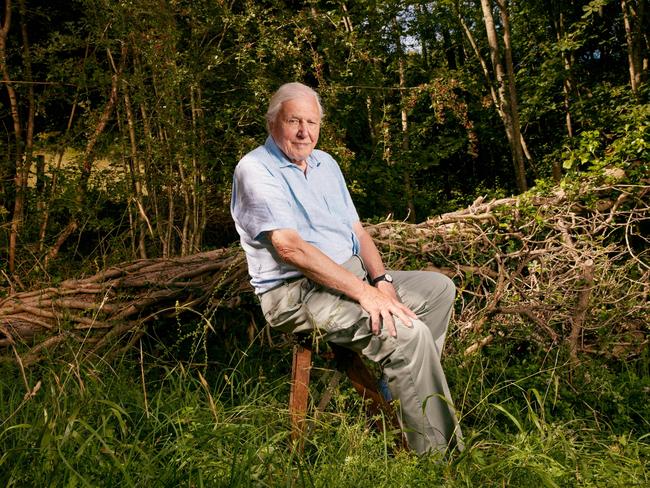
[289,339,407,451]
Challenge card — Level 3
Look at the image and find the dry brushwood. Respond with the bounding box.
[1,182,648,365]
[370,183,649,361]
[0,248,248,365]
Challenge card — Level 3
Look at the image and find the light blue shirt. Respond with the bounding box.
[231,136,361,294]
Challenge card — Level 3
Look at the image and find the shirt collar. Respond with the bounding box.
[265,135,320,169]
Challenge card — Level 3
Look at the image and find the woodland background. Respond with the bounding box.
[0,0,648,486]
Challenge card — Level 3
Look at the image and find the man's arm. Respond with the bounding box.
[268,228,416,337]
[354,222,388,284]
[353,221,406,302]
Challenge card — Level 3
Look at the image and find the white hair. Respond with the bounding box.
[265,82,323,132]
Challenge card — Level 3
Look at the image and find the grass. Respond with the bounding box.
[0,328,648,487]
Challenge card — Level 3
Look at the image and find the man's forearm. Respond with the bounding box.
[269,227,416,336]
[269,229,369,301]
[354,222,387,281]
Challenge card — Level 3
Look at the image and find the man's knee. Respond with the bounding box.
[423,272,456,308]
[438,274,456,304]
[396,319,435,351]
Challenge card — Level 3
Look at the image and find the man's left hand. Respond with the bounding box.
[376,280,400,301]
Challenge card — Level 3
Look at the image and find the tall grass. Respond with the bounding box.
[1,329,648,487]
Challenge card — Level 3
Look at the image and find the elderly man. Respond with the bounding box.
[230,82,463,455]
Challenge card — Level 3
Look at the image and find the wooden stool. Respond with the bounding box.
[288,339,407,450]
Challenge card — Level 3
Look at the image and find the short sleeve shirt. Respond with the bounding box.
[231,136,360,294]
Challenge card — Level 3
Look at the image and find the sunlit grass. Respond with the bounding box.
[0,334,648,487]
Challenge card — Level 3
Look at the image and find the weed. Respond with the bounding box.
[0,331,647,487]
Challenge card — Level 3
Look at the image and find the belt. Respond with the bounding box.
[262,274,305,294]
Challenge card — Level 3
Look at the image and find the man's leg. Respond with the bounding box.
[358,319,463,454]
[260,257,463,455]
[389,270,456,359]
[374,269,463,453]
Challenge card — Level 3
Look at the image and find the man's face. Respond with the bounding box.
[270,96,321,165]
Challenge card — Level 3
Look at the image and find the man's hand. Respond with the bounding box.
[358,282,417,337]
[376,280,399,301]
[269,227,418,338]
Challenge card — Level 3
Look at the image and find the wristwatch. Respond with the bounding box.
[371,273,394,286]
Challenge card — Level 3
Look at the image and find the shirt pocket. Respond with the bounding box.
[323,193,348,219]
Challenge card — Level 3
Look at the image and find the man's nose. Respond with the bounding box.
[297,121,309,136]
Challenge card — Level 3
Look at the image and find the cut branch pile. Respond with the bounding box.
[1,248,248,365]
[370,182,649,361]
[1,182,648,365]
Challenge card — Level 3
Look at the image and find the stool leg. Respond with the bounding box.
[331,345,408,450]
[289,344,312,447]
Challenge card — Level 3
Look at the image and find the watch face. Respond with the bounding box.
[372,273,394,285]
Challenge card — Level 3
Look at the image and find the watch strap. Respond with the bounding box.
[371,274,392,286]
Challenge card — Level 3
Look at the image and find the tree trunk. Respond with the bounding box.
[45,46,125,266]
[1,248,249,365]
[190,86,207,253]
[550,8,579,181]
[554,11,575,139]
[459,2,530,186]
[442,27,456,70]
[1,0,21,274]
[122,80,149,259]
[479,0,528,192]
[496,0,528,190]
[140,100,169,257]
[341,2,353,33]
[457,11,500,114]
[418,4,431,70]
[2,0,36,277]
[621,0,645,95]
[394,18,417,222]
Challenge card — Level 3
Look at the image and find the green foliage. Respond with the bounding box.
[1,0,648,274]
[560,91,649,176]
[450,335,650,486]
[0,2,648,482]
[1,331,648,486]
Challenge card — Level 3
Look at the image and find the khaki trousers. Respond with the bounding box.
[260,255,463,455]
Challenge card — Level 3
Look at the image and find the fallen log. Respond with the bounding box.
[1,182,648,365]
[1,248,249,364]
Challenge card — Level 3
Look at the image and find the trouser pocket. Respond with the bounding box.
[260,278,309,333]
